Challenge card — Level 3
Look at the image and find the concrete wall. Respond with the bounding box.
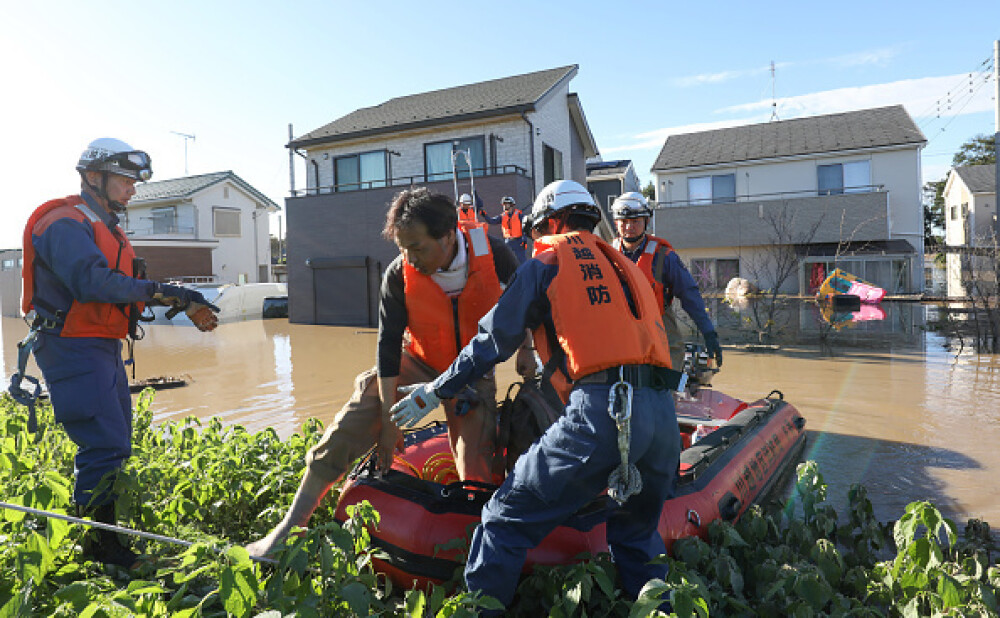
[0,249,22,317]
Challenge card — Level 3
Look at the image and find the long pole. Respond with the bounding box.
[288,124,296,197]
[0,501,276,564]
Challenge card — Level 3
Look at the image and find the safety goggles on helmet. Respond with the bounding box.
[101,151,153,181]
[501,196,515,205]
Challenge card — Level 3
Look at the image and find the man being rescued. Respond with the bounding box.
[246,187,520,557]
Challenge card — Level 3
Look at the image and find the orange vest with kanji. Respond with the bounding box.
[613,234,675,314]
[22,196,143,339]
[532,231,671,401]
[403,226,502,372]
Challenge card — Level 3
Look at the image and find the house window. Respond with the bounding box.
[950,205,958,220]
[425,137,485,182]
[334,150,388,192]
[151,206,177,234]
[687,174,735,205]
[817,160,870,195]
[213,207,241,237]
[1,259,15,271]
[543,144,564,185]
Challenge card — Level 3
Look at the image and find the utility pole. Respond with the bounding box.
[171,131,195,175]
[994,40,999,239]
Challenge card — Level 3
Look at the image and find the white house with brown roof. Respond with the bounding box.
[650,105,927,294]
[126,171,279,285]
[942,163,997,296]
[285,65,599,325]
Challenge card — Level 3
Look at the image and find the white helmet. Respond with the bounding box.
[458,193,473,205]
[611,192,652,220]
[501,196,516,206]
[529,180,601,230]
[76,138,152,182]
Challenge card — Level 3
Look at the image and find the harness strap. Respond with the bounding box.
[8,327,43,434]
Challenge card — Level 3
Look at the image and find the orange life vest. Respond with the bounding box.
[501,209,523,239]
[613,234,675,314]
[403,226,502,372]
[22,196,143,339]
[532,231,671,402]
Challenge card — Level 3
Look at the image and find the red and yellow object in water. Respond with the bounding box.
[816,268,886,304]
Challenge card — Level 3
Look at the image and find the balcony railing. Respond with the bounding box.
[125,224,196,237]
[291,164,529,197]
[656,184,885,208]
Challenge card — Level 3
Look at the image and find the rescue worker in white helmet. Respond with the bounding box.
[479,195,529,264]
[611,191,722,369]
[390,179,682,612]
[18,138,220,568]
[456,192,480,228]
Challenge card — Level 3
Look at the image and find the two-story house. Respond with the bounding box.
[651,105,926,295]
[126,171,279,285]
[284,65,599,326]
[586,158,643,220]
[942,163,997,297]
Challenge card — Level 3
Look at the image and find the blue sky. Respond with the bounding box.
[1,1,997,249]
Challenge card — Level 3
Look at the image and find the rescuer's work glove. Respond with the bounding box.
[390,383,441,428]
[704,331,723,367]
[154,283,221,313]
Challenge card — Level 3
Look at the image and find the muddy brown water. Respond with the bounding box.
[4,302,1000,528]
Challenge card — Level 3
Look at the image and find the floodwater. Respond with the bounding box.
[3,300,1000,528]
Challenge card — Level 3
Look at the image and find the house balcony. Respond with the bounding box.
[289,165,532,207]
[124,223,196,238]
[652,186,891,249]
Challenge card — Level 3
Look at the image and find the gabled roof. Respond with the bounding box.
[133,171,280,211]
[587,159,632,177]
[290,66,578,148]
[952,164,997,194]
[652,105,926,171]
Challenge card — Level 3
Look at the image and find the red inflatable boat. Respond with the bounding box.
[334,376,807,590]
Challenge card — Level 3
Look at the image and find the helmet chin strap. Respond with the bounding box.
[623,233,645,244]
[80,171,126,213]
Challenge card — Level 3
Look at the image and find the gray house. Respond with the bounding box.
[651,105,927,294]
[285,65,599,325]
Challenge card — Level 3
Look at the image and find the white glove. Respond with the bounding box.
[389,383,441,428]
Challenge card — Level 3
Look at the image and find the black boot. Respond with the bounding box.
[77,503,140,569]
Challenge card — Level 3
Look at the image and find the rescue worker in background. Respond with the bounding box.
[246,187,521,558]
[390,180,682,611]
[611,192,723,369]
[479,196,529,263]
[23,138,219,568]
[456,193,480,228]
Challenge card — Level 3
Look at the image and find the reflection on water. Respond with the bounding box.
[4,301,1000,527]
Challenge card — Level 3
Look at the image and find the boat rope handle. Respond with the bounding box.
[392,455,422,479]
[0,501,275,564]
[422,452,459,484]
[607,367,642,505]
[686,508,701,528]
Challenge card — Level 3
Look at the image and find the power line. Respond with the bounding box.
[923,69,995,147]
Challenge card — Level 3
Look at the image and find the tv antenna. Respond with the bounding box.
[769,61,779,121]
[171,131,196,175]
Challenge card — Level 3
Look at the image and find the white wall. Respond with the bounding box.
[527,82,573,194]
[194,182,271,284]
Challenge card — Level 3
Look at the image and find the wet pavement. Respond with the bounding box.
[3,299,999,527]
